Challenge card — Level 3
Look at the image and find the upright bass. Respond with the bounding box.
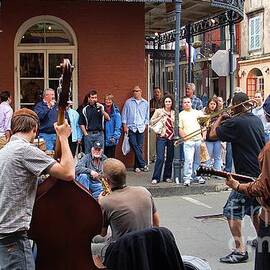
[29,59,102,270]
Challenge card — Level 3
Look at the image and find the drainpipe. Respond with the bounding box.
[187,23,192,83]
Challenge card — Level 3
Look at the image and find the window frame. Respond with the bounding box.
[248,14,262,51]
[14,16,78,110]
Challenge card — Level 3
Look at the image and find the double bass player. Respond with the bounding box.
[0,108,74,269]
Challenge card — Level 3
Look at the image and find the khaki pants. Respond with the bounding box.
[0,135,8,150]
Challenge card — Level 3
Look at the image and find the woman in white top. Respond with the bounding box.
[150,94,175,184]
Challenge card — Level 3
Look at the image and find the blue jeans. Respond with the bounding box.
[265,132,270,143]
[152,137,174,182]
[0,231,35,270]
[179,143,185,162]
[128,130,146,169]
[76,173,103,199]
[205,140,222,170]
[84,131,104,154]
[224,142,233,172]
[183,140,201,182]
[39,133,56,151]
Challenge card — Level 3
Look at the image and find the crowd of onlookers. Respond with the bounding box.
[149,84,270,186]
[1,85,269,190]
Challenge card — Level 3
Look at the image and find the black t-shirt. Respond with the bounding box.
[79,104,103,131]
[216,112,265,177]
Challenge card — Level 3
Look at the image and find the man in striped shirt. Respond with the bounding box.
[0,91,13,150]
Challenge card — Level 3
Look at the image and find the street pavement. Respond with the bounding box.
[155,192,256,270]
[126,163,229,197]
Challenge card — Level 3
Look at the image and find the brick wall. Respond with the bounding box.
[0,0,147,167]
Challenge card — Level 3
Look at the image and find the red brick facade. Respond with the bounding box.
[0,0,147,167]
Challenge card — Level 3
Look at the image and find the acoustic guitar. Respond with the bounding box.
[196,165,255,183]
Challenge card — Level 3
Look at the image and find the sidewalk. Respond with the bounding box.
[126,163,229,197]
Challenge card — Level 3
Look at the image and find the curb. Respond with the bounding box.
[144,181,229,197]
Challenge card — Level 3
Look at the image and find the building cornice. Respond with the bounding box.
[239,55,270,65]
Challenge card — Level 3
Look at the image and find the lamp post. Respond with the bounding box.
[229,11,235,104]
[173,0,182,184]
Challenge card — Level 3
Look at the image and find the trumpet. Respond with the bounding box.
[174,98,258,146]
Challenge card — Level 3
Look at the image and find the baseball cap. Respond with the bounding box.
[93,141,102,150]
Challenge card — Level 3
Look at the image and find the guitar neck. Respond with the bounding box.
[208,170,254,183]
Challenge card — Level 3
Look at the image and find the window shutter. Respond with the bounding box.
[249,15,261,51]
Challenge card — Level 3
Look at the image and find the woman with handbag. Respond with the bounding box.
[150,94,175,184]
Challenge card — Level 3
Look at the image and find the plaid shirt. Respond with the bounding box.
[191,95,203,110]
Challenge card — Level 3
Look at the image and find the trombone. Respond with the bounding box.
[174,99,258,146]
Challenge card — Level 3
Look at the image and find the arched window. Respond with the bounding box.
[246,68,264,98]
[20,22,73,44]
[15,16,77,109]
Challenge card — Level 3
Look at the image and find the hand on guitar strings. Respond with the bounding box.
[226,174,240,191]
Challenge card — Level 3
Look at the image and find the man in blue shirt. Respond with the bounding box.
[185,83,203,110]
[34,88,58,151]
[122,86,149,172]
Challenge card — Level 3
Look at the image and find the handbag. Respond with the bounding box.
[149,120,164,135]
[122,133,130,156]
[200,142,210,163]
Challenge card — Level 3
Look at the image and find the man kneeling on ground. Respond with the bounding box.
[92,158,160,267]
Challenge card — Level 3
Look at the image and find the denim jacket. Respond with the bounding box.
[75,153,107,176]
[104,104,122,146]
[67,108,83,142]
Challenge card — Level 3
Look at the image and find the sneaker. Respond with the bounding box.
[183,180,191,187]
[194,176,205,184]
[140,165,149,172]
[220,250,248,264]
[198,177,206,184]
[134,168,141,173]
[151,179,158,184]
[164,178,173,183]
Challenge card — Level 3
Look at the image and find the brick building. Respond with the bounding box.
[0,0,146,166]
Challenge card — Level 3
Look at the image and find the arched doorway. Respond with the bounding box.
[246,68,264,98]
[14,16,78,109]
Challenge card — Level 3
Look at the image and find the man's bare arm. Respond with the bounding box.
[47,121,75,181]
[100,227,108,237]
[179,128,187,140]
[80,125,88,136]
[153,212,160,227]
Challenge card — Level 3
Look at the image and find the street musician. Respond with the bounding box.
[209,92,265,264]
[225,94,270,270]
[75,141,107,199]
[92,158,160,268]
[0,108,74,269]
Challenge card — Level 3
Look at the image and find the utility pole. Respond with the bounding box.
[173,0,182,184]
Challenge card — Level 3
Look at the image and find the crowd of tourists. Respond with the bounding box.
[1,85,270,270]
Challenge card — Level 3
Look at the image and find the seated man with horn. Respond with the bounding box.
[92,158,160,267]
[75,141,107,199]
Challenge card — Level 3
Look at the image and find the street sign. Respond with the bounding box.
[211,50,236,77]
